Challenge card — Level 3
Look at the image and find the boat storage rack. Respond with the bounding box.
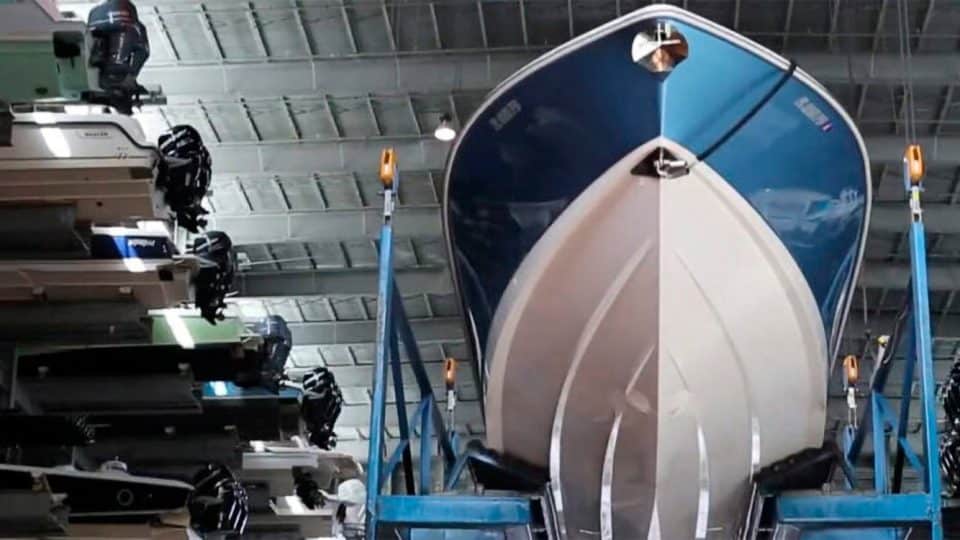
[364,144,947,539]
[767,147,944,539]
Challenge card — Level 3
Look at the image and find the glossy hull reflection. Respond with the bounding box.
[443,5,870,539]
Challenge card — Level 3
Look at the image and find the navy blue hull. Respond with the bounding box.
[443,8,869,369]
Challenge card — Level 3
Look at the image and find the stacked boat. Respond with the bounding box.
[443,5,870,538]
[0,110,235,341]
[0,0,153,114]
[0,3,250,536]
[0,2,361,538]
[0,0,235,342]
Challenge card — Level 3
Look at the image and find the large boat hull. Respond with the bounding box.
[443,5,870,539]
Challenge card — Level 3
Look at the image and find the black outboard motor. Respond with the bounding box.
[292,467,324,510]
[234,315,292,391]
[942,361,960,496]
[0,99,11,147]
[158,125,212,233]
[300,367,344,450]
[253,315,292,392]
[190,231,235,324]
[188,463,248,536]
[943,433,960,497]
[86,0,150,114]
[944,362,960,423]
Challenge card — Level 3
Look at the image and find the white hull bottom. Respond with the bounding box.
[484,139,828,539]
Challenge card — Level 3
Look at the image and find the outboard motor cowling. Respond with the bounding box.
[190,231,235,324]
[251,315,292,393]
[158,125,212,233]
[300,367,343,450]
[188,463,248,536]
[86,0,149,114]
[292,467,324,510]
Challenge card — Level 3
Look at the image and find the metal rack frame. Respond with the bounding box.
[363,148,947,539]
[364,149,535,539]
[775,155,944,539]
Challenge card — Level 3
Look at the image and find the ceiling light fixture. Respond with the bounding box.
[434,113,456,141]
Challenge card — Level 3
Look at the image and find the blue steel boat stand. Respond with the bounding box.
[773,146,943,539]
[364,149,539,540]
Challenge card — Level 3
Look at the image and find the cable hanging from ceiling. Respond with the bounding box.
[895,0,919,146]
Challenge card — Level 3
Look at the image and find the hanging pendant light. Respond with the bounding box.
[434,113,456,141]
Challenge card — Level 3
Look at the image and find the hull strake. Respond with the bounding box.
[485,139,826,538]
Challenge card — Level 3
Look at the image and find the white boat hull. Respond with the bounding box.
[0,114,166,224]
[486,139,827,538]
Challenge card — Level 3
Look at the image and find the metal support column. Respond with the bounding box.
[364,149,534,539]
[364,149,398,540]
[774,148,943,539]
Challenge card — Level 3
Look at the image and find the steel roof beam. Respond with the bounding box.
[337,399,482,429]
[288,316,462,345]
[209,206,440,244]
[196,4,225,60]
[341,3,359,54]
[208,137,448,175]
[216,200,960,243]
[917,0,937,51]
[827,0,842,51]
[781,0,795,51]
[235,266,452,297]
[201,135,960,178]
[232,259,960,299]
[302,362,475,391]
[860,263,960,291]
[140,53,960,98]
[210,169,443,184]
[429,2,443,49]
[140,52,535,98]
[871,202,960,234]
[846,312,960,340]
[291,308,960,346]
[150,6,180,61]
[289,0,314,56]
